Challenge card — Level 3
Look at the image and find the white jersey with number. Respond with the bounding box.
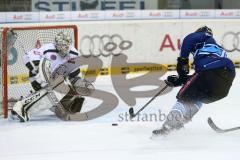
[23,48,42,66]
[23,40,42,66]
[37,43,79,74]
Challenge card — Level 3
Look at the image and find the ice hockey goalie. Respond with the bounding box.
[11,32,94,122]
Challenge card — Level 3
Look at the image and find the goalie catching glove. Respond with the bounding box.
[69,77,95,96]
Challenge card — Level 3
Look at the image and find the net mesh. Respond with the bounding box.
[0,26,77,117]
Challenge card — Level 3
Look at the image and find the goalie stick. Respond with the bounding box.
[207,117,240,133]
[129,84,169,119]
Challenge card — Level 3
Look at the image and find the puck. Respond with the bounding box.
[112,123,118,126]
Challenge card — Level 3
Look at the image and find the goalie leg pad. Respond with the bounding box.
[60,92,85,114]
[68,97,85,114]
[11,89,58,122]
[11,101,29,122]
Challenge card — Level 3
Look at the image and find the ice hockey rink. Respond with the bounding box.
[0,70,240,160]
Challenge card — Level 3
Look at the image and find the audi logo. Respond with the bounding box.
[79,34,132,57]
[221,32,240,52]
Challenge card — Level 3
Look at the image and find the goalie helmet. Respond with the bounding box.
[195,26,213,36]
[55,32,72,57]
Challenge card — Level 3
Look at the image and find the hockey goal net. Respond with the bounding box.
[0,25,78,118]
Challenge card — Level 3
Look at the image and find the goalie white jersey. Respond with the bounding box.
[23,42,79,74]
[23,42,80,91]
[36,43,79,74]
[23,47,42,66]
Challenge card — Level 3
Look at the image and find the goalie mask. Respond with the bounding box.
[55,32,72,57]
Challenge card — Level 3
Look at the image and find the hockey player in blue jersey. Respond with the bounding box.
[153,26,236,136]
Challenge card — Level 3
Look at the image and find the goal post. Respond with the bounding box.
[1,28,9,118]
[0,25,78,118]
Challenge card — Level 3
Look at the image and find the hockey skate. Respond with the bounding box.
[152,123,184,137]
[152,126,171,136]
[11,101,29,122]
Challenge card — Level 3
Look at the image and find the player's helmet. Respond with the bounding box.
[55,32,72,57]
[195,26,213,36]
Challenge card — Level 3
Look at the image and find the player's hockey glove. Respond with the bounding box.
[165,75,190,87]
[177,57,189,77]
[165,75,182,87]
[168,57,190,87]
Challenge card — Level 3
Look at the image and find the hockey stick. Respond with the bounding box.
[207,117,240,133]
[129,84,169,119]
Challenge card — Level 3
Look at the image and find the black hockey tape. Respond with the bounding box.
[129,107,134,117]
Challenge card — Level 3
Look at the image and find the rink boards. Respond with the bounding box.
[2,19,240,80]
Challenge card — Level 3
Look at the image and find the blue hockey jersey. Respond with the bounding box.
[180,32,235,72]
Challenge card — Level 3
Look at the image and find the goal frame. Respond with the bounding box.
[1,25,78,118]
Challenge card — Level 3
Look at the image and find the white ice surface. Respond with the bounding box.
[1,71,240,160]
